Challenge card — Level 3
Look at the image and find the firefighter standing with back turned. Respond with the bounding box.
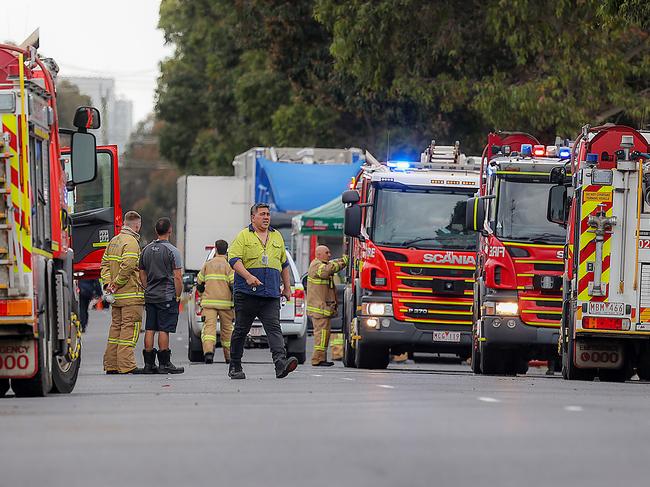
[307,245,348,366]
[101,211,145,374]
[197,239,235,364]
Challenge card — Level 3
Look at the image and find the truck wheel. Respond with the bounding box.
[355,342,389,369]
[636,352,650,381]
[511,351,529,375]
[0,379,9,397]
[188,320,204,363]
[287,334,307,365]
[12,336,53,397]
[480,343,505,375]
[342,319,357,368]
[51,313,82,394]
[562,337,595,381]
[470,334,482,374]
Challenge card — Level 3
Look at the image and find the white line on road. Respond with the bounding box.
[341,377,355,381]
[311,374,323,377]
[564,405,583,412]
[377,384,395,389]
[478,396,501,403]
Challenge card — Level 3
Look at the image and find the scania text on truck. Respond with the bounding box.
[547,124,650,381]
[341,142,481,369]
[465,132,570,375]
[0,40,112,396]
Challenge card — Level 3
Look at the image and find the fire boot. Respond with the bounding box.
[157,349,184,374]
[204,352,214,364]
[135,349,158,374]
[228,362,246,379]
[275,356,298,378]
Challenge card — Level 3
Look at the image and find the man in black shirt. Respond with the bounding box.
[139,217,184,374]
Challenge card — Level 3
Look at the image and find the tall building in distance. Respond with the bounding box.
[61,76,134,153]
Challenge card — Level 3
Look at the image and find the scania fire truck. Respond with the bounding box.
[0,40,109,396]
[341,142,481,369]
[547,124,650,381]
[465,132,569,375]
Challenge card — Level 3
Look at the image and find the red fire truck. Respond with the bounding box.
[0,40,116,396]
[547,124,650,381]
[465,132,570,375]
[341,142,481,369]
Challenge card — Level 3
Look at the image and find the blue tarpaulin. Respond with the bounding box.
[256,156,362,213]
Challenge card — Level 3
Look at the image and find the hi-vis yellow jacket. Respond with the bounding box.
[100,227,144,307]
[306,255,348,318]
[197,255,234,309]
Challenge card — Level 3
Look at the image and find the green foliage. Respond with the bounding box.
[157,0,650,170]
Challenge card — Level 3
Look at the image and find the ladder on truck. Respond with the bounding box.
[0,132,25,297]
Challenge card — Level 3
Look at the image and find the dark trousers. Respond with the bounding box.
[231,292,286,364]
[79,295,91,330]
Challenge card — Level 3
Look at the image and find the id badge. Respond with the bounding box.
[261,254,269,265]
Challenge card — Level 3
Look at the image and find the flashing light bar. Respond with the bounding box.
[559,147,571,159]
[545,146,558,157]
[533,145,545,157]
[520,144,532,156]
[387,161,412,170]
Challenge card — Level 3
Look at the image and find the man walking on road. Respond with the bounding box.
[227,203,298,379]
[78,279,102,333]
[197,239,235,364]
[139,217,185,374]
[306,245,348,366]
[101,211,145,374]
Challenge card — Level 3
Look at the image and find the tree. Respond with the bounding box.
[56,80,92,129]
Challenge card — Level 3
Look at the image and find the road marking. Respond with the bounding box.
[176,337,183,341]
[564,405,583,412]
[478,396,500,403]
[341,377,355,381]
[311,374,323,377]
[377,384,394,389]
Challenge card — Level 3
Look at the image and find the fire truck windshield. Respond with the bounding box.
[372,187,476,250]
[495,178,565,243]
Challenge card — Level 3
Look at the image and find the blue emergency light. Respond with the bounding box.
[520,144,532,156]
[558,147,571,159]
[387,161,411,170]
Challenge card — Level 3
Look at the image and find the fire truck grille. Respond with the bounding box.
[519,294,562,327]
[396,298,473,329]
[533,263,564,272]
[402,266,474,279]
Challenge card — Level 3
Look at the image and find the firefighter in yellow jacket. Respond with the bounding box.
[100,211,145,374]
[197,239,235,364]
[307,245,348,366]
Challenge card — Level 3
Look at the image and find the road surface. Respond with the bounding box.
[1,307,650,487]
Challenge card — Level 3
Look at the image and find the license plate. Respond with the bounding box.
[587,302,624,316]
[248,327,265,337]
[575,341,623,369]
[0,339,37,378]
[432,331,461,343]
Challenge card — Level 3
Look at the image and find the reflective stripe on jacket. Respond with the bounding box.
[100,227,144,307]
[197,255,234,309]
[306,255,348,317]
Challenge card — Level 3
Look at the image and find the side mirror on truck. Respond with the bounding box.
[465,197,486,232]
[342,190,360,204]
[69,106,100,186]
[547,185,568,226]
[344,204,362,238]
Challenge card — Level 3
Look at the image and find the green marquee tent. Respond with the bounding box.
[292,196,344,236]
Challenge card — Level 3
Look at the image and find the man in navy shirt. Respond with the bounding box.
[139,217,184,374]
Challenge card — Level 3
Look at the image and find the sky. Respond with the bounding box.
[1,0,173,124]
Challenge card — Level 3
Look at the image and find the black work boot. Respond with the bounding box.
[275,356,298,378]
[204,352,214,364]
[312,361,335,367]
[157,349,184,374]
[135,349,158,374]
[228,362,246,380]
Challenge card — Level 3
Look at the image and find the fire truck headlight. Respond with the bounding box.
[363,303,394,316]
[366,318,379,329]
[495,301,518,316]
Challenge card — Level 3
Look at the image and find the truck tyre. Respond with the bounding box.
[0,379,9,397]
[355,342,389,369]
[287,334,306,365]
[342,316,357,368]
[562,336,595,381]
[51,349,82,394]
[479,344,505,375]
[188,320,204,363]
[636,352,650,381]
[470,333,482,374]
